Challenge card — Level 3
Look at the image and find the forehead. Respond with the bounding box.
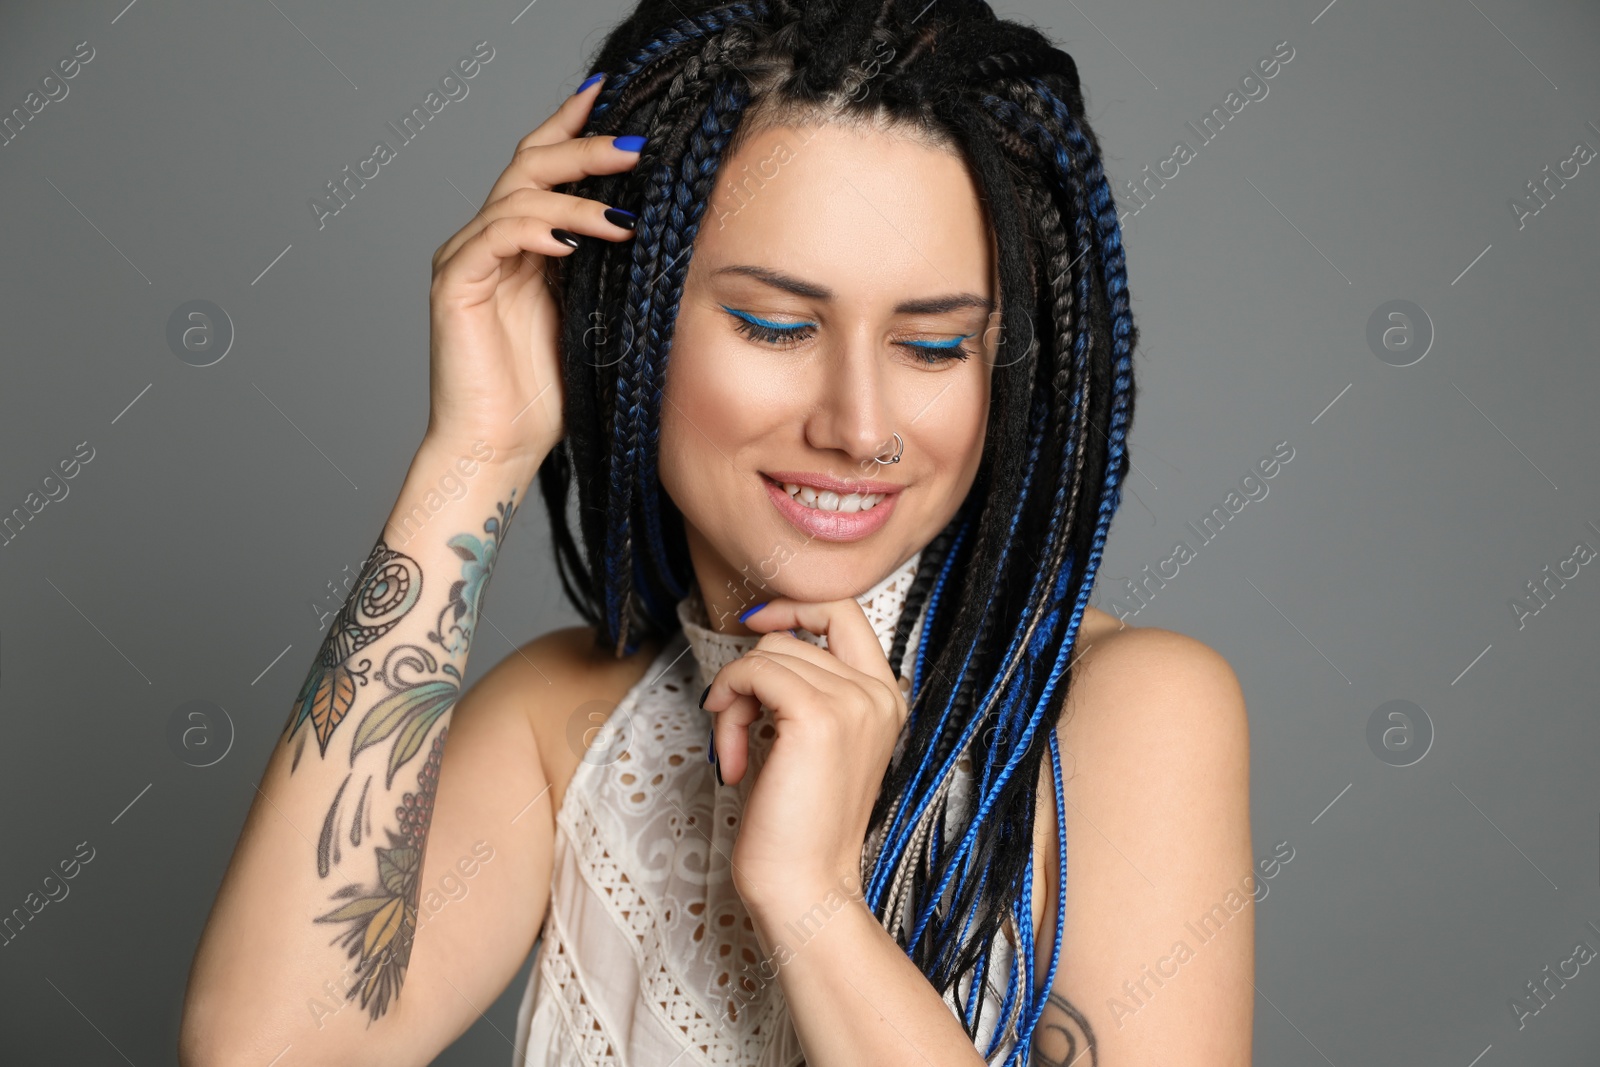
[693,122,995,302]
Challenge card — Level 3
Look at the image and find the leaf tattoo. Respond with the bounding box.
[315,727,446,1022]
[346,490,516,787]
[283,540,423,757]
[294,489,519,1023]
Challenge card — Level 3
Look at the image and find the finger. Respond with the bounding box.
[705,655,819,786]
[482,187,637,243]
[436,186,635,268]
[436,215,581,292]
[705,682,762,787]
[745,648,869,708]
[748,646,906,734]
[747,631,869,689]
[495,133,647,199]
[739,597,898,690]
[517,72,606,151]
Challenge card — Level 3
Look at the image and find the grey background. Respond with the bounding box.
[2,0,1597,1063]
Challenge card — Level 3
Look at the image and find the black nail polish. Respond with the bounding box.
[713,748,723,787]
[698,683,710,709]
[603,207,637,231]
[707,728,715,764]
[550,227,581,248]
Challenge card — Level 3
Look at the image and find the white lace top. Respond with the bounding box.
[513,549,1024,1066]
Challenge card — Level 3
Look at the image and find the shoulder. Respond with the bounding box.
[466,625,667,806]
[1060,606,1248,757]
[1028,608,1255,1062]
[1047,607,1250,838]
[465,624,664,709]
[1034,603,1252,929]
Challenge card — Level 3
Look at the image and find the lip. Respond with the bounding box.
[761,473,900,543]
[762,470,905,495]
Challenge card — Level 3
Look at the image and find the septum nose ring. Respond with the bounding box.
[872,432,904,465]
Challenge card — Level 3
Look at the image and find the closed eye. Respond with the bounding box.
[721,306,815,347]
[901,333,977,364]
[719,305,975,364]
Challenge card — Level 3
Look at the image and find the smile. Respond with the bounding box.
[778,481,888,512]
[760,472,901,542]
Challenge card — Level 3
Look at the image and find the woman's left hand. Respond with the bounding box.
[703,597,909,918]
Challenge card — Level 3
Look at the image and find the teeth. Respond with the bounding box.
[782,481,886,513]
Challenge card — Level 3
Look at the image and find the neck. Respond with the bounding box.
[681,519,924,635]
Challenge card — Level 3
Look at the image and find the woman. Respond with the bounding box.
[181,2,1254,1065]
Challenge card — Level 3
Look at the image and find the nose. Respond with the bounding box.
[802,328,899,468]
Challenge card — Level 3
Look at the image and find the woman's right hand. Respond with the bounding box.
[424,74,642,469]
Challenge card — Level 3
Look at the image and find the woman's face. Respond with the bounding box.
[656,121,999,630]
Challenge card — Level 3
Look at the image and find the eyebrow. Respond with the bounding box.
[711,263,994,316]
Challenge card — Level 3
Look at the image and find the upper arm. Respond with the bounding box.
[377,628,585,1059]
[1031,627,1253,1066]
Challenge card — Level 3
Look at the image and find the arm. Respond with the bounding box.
[1033,627,1255,1066]
[183,69,645,1065]
[749,888,987,1066]
[180,437,552,1067]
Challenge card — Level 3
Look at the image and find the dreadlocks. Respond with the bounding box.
[537,2,1138,1060]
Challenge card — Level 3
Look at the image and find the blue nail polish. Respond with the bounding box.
[577,73,604,93]
[707,727,715,763]
[738,601,768,624]
[613,134,647,153]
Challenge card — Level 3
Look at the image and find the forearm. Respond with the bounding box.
[750,886,988,1067]
[182,435,541,1063]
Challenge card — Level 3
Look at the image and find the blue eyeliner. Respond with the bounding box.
[906,331,977,351]
[720,305,976,358]
[720,305,813,330]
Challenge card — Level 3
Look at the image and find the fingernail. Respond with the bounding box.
[787,628,798,637]
[699,683,711,709]
[551,228,581,249]
[577,72,605,93]
[603,207,637,231]
[613,134,647,153]
[707,726,716,763]
[713,746,724,787]
[737,601,768,624]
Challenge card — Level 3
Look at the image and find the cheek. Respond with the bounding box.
[657,335,776,505]
[915,364,989,483]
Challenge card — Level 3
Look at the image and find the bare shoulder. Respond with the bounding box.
[1062,605,1247,738]
[467,625,666,812]
[1029,606,1254,1063]
[1049,606,1249,817]
[1033,604,1250,857]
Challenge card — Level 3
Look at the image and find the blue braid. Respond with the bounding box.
[909,507,971,699]
[602,158,668,652]
[598,5,767,652]
[591,1,768,117]
[986,81,1136,1064]
[866,400,1044,917]
[959,861,994,1031]
[881,81,1138,1057]
[868,389,1049,910]
[984,920,1021,1060]
[635,75,750,596]
[1030,727,1070,1024]
[965,103,1097,815]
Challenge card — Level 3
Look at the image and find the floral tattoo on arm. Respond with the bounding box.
[280,489,517,1023]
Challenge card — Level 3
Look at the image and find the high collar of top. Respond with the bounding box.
[675,549,925,694]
